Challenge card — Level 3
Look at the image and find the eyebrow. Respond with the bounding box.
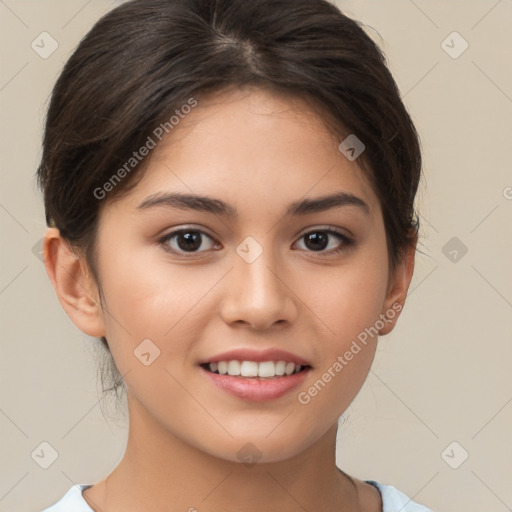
[136,191,370,217]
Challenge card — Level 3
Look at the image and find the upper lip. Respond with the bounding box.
[199,348,311,366]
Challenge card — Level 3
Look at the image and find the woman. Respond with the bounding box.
[38,0,431,510]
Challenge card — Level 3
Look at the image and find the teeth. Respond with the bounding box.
[240,360,258,377]
[227,360,241,376]
[206,360,305,378]
[258,361,275,378]
[285,362,295,376]
[275,361,286,376]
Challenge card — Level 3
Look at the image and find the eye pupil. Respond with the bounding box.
[177,231,202,251]
[304,232,328,251]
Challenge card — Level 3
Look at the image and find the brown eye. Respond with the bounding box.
[160,229,218,255]
[295,229,354,255]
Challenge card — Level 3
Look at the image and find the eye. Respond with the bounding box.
[294,228,354,255]
[158,226,354,258]
[159,228,219,256]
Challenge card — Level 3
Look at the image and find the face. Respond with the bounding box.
[62,86,411,463]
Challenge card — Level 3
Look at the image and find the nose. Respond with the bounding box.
[219,244,299,331]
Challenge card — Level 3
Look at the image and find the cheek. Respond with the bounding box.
[97,249,226,369]
[100,242,209,326]
[303,256,389,344]
[293,271,387,429]
[298,252,388,381]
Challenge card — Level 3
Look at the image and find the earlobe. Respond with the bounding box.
[378,236,417,336]
[42,228,106,337]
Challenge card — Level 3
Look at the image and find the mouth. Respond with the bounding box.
[200,360,311,379]
[199,358,312,401]
[198,348,312,400]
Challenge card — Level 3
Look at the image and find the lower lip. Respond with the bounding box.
[200,366,311,401]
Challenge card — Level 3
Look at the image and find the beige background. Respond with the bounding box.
[1,1,511,511]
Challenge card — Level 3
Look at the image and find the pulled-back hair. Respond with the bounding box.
[36,0,422,408]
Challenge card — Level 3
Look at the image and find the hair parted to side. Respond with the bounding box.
[36,0,422,414]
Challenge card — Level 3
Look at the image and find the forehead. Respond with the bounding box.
[107,86,379,218]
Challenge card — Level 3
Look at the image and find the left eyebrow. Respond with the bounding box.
[136,191,370,217]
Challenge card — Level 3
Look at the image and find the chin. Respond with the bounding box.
[196,430,319,466]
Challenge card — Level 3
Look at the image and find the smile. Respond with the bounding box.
[202,360,308,378]
[200,362,311,401]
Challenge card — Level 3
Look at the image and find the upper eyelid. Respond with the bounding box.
[161,225,350,238]
[161,226,218,242]
[295,225,351,239]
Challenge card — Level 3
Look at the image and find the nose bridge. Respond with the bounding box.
[221,235,296,328]
[236,234,286,302]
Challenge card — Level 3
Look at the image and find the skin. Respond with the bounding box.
[43,86,416,512]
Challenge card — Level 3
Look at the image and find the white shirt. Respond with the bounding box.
[41,481,432,511]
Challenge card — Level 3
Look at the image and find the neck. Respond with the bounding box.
[87,392,361,512]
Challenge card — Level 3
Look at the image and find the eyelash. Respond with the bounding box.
[158,227,355,258]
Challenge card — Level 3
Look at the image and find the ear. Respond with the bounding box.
[378,232,417,336]
[42,228,106,337]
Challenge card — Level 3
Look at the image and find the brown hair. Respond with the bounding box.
[36,0,422,409]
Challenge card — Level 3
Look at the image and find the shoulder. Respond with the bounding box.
[366,480,433,512]
[41,484,94,512]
